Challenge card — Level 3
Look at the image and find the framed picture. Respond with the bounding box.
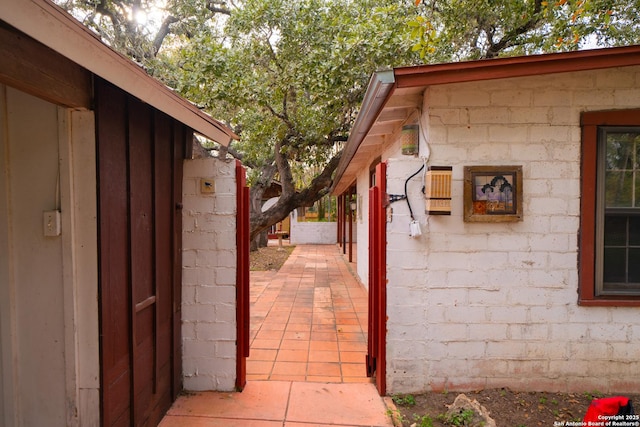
[463,165,523,222]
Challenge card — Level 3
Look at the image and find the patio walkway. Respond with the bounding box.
[159,244,395,427]
[248,244,369,382]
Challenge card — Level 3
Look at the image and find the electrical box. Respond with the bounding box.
[200,178,215,194]
[425,166,452,215]
[43,210,61,236]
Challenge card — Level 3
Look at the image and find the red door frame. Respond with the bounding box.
[235,161,250,390]
[366,162,387,395]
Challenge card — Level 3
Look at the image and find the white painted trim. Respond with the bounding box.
[58,107,100,426]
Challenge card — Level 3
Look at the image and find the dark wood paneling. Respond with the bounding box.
[97,78,185,426]
[172,125,186,399]
[96,80,132,426]
[0,21,91,108]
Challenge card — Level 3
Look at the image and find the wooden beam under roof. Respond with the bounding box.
[0,22,91,108]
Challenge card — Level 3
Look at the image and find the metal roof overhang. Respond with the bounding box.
[0,0,237,146]
[331,45,640,196]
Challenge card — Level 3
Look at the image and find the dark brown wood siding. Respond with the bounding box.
[96,78,188,426]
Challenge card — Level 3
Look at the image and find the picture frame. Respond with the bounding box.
[463,165,523,222]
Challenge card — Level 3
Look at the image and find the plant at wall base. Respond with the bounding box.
[584,391,604,400]
[393,394,417,407]
[386,408,407,425]
[437,409,476,426]
[413,413,434,427]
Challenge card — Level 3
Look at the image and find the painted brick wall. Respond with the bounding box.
[290,210,339,244]
[182,158,237,391]
[383,66,640,394]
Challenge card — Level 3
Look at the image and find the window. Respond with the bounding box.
[580,110,640,306]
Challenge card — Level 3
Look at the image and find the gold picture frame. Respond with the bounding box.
[464,165,523,222]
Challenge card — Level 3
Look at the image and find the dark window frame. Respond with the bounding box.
[580,109,640,306]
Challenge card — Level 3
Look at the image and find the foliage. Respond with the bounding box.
[156,0,420,238]
[437,408,476,426]
[409,0,640,61]
[54,0,640,240]
[413,413,434,427]
[53,0,231,61]
[164,0,417,164]
[393,394,418,407]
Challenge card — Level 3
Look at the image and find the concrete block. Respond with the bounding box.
[573,90,615,106]
[596,69,636,88]
[183,340,218,359]
[215,267,237,286]
[183,374,216,392]
[183,159,218,177]
[588,323,630,342]
[468,107,510,124]
[428,108,463,125]
[529,306,569,324]
[510,107,552,124]
[182,232,216,251]
[508,323,550,340]
[183,195,215,213]
[490,89,533,107]
[197,285,236,306]
[444,341,487,359]
[548,323,589,341]
[215,303,236,323]
[216,341,237,359]
[182,178,197,196]
[448,125,489,144]
[528,125,571,143]
[449,89,491,107]
[485,341,527,358]
[468,142,512,160]
[213,195,237,214]
[527,197,570,216]
[487,306,528,323]
[524,341,568,360]
[614,88,640,106]
[533,90,573,107]
[548,106,576,125]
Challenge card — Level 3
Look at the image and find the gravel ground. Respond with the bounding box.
[249,245,295,271]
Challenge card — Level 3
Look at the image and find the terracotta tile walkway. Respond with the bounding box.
[248,244,370,383]
[160,381,393,427]
[160,244,394,427]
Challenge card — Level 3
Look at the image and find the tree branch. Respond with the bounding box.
[249,150,342,240]
[152,15,178,56]
[485,0,544,58]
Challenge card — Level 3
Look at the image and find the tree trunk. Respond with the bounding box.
[249,151,342,241]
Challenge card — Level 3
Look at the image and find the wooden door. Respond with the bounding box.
[366,162,387,395]
[235,161,250,390]
[96,79,186,426]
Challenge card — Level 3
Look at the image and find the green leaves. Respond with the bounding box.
[411,0,640,61]
[161,0,418,176]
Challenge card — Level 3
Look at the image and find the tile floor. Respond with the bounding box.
[160,381,394,427]
[159,244,395,427]
[248,244,370,383]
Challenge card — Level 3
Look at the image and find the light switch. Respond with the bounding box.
[44,210,61,237]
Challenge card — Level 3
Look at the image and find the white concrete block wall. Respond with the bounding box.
[383,66,640,395]
[356,168,371,288]
[182,158,237,391]
[289,210,339,244]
